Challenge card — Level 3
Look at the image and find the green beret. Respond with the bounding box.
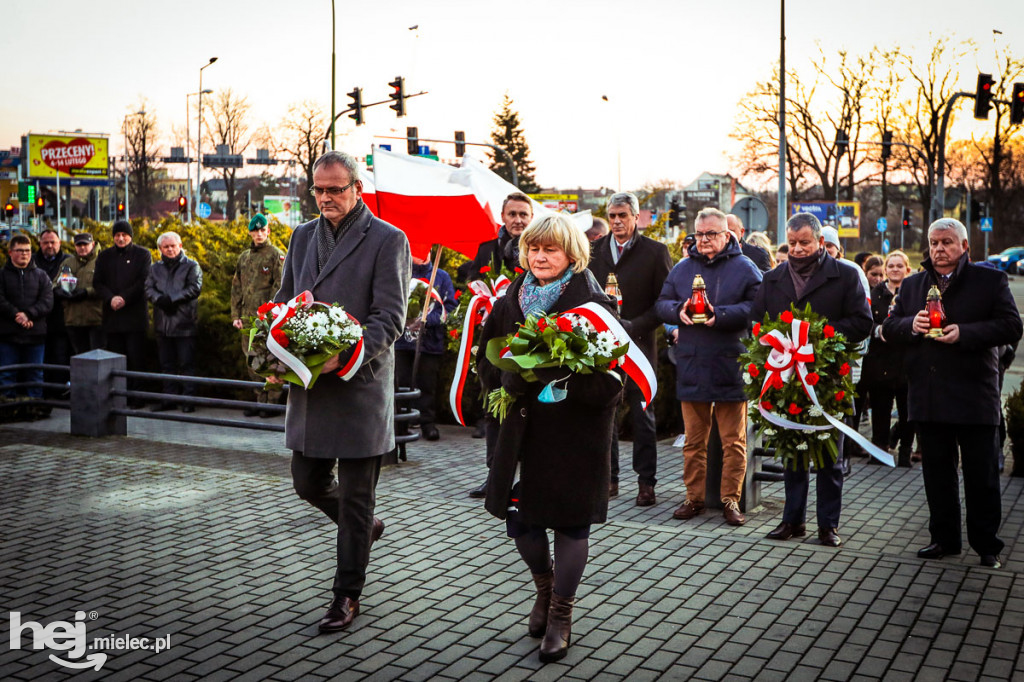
[248,213,268,231]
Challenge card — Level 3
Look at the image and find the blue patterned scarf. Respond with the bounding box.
[518,269,573,317]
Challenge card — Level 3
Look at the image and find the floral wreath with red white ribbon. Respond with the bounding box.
[739,304,892,469]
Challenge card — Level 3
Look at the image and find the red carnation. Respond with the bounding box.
[455,289,462,299]
[556,317,573,333]
[480,265,491,274]
[805,372,820,386]
[609,359,618,370]
[537,318,548,331]
[760,401,773,411]
[780,311,794,324]
[788,402,802,415]
[752,322,761,337]
[449,329,458,338]
[271,328,289,348]
[748,363,760,377]
[771,374,784,390]
[823,325,835,338]
[257,301,276,320]
[835,390,845,402]
[839,362,850,376]
[515,267,524,274]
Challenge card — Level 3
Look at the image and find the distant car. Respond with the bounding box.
[987,247,1024,272]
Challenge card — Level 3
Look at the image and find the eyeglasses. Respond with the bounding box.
[309,180,356,198]
[694,230,727,241]
[9,248,32,254]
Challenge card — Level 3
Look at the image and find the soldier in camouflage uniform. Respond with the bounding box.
[231,213,285,415]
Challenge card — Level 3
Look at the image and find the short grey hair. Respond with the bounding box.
[157,231,182,248]
[786,212,823,239]
[313,150,360,181]
[607,192,639,216]
[928,217,968,242]
[695,207,728,230]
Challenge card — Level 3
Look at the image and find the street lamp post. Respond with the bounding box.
[195,57,218,221]
[123,110,145,222]
[185,89,213,223]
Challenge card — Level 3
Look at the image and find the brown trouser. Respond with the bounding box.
[680,401,748,505]
[241,335,281,403]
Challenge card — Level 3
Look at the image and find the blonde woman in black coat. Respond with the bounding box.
[478,213,624,664]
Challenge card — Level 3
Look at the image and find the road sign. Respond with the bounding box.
[876,217,887,233]
[980,217,993,232]
[730,196,769,232]
[882,238,890,254]
[197,202,212,219]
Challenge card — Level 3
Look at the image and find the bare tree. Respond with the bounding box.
[125,99,162,218]
[203,89,252,220]
[276,100,328,216]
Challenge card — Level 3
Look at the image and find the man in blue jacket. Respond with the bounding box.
[883,218,1022,569]
[657,208,762,525]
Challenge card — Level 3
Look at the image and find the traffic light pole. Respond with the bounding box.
[373,134,519,187]
[323,91,428,151]
[932,91,974,226]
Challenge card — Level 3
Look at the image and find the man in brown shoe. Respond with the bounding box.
[656,208,763,526]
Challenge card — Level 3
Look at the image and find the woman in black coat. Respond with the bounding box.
[478,213,624,664]
[862,251,914,466]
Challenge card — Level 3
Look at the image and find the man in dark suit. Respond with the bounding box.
[589,192,672,506]
[726,214,772,273]
[275,150,411,632]
[883,218,1022,569]
[750,212,872,547]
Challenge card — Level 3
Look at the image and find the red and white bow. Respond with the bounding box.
[449,275,512,426]
[410,278,448,322]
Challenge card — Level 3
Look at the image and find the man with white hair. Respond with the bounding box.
[883,218,1022,569]
[144,232,203,412]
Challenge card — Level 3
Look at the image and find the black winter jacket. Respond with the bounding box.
[0,261,53,343]
[145,252,203,337]
[93,244,152,333]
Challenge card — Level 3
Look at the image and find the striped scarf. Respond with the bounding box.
[316,201,365,273]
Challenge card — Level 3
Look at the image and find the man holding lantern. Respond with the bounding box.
[750,212,872,547]
[883,218,1022,569]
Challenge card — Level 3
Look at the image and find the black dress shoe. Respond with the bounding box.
[181,404,195,413]
[259,409,276,419]
[980,554,1002,569]
[917,543,961,559]
[471,421,486,438]
[149,401,175,412]
[468,482,487,498]
[371,517,385,544]
[766,522,806,540]
[318,596,359,632]
[422,424,440,441]
[818,527,842,547]
[243,407,260,417]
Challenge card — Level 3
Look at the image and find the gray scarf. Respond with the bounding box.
[316,201,365,273]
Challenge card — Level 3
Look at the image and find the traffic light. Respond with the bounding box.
[901,206,911,230]
[881,131,893,161]
[3,202,13,220]
[388,76,406,117]
[407,126,419,155]
[974,73,995,120]
[835,129,849,154]
[669,198,682,228]
[1011,82,1024,125]
[117,200,126,218]
[348,88,364,126]
[35,196,44,215]
[454,131,466,157]
[177,194,187,216]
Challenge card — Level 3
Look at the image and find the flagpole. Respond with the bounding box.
[410,244,445,390]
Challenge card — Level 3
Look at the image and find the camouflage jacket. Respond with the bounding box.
[64,248,103,327]
[231,241,285,320]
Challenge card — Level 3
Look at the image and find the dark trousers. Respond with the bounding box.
[395,350,441,425]
[610,378,658,486]
[43,331,70,399]
[0,342,45,399]
[67,326,105,356]
[291,452,382,600]
[782,433,844,529]
[105,330,145,372]
[916,422,1003,556]
[156,336,197,396]
[869,383,912,456]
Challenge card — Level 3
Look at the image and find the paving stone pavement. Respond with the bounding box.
[3,414,1024,681]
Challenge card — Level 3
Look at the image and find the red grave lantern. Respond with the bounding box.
[687,274,710,324]
[925,285,945,338]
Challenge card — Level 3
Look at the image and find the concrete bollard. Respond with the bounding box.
[70,350,127,437]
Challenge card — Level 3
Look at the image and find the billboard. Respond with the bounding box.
[263,195,301,228]
[528,193,578,213]
[26,134,110,180]
[791,201,860,239]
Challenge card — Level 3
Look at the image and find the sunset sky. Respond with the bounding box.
[3,0,1022,191]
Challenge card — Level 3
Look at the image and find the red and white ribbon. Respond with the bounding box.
[756,318,893,467]
[411,277,447,322]
[449,276,511,426]
[262,290,364,388]
[562,302,658,409]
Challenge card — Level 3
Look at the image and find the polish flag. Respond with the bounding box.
[370,148,499,260]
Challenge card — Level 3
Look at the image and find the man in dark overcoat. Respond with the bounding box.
[883,218,1022,569]
[275,150,410,632]
[750,212,871,547]
[589,191,672,506]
